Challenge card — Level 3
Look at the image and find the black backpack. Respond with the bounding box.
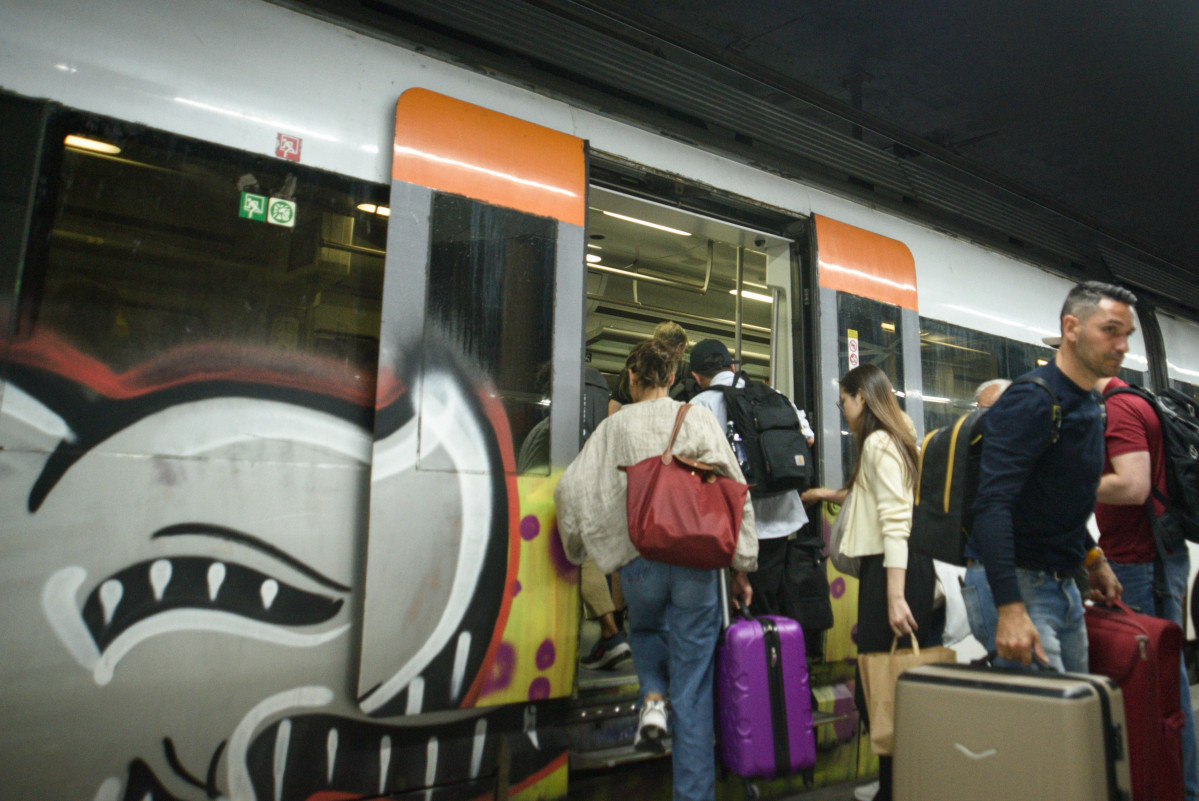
[582,366,610,443]
[909,376,1062,565]
[1104,384,1199,549]
[712,371,814,497]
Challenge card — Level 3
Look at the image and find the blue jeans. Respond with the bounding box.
[619,557,721,801]
[1110,552,1198,801]
[962,564,1088,672]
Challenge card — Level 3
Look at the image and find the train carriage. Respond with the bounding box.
[3,1,1199,800]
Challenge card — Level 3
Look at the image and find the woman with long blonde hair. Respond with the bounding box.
[802,363,936,801]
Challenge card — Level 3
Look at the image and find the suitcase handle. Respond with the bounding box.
[1091,598,1139,616]
[975,650,1055,671]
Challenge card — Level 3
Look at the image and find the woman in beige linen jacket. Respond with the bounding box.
[555,339,755,801]
[801,363,936,801]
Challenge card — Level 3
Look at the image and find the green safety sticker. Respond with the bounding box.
[267,197,297,228]
[238,192,266,221]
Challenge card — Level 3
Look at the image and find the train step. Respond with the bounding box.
[570,739,672,771]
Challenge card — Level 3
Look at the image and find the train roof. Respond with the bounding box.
[284,0,1199,313]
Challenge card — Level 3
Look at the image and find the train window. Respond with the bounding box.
[835,293,904,480]
[1173,381,1199,406]
[426,193,556,466]
[16,109,388,381]
[1159,311,1199,405]
[919,318,1051,432]
[919,316,1147,434]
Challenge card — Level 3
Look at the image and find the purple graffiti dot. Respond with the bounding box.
[830,577,846,600]
[479,642,517,696]
[548,523,578,581]
[528,676,551,701]
[535,639,556,671]
[520,515,541,541]
[512,580,522,596]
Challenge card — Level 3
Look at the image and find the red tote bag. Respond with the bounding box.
[620,404,748,570]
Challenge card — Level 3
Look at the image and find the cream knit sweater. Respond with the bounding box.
[837,429,915,569]
[555,397,758,574]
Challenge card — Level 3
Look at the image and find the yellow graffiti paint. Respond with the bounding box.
[478,472,580,706]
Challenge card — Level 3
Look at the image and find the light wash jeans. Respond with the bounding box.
[1110,550,1198,801]
[619,557,721,801]
[962,564,1089,672]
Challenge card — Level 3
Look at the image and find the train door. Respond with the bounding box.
[358,89,587,727]
[808,214,921,672]
[576,172,808,697]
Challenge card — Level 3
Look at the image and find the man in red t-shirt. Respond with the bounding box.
[1095,375,1198,801]
[1095,376,1168,563]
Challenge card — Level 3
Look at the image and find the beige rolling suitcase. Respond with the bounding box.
[894,664,1132,800]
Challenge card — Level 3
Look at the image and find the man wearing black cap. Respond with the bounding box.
[689,340,822,628]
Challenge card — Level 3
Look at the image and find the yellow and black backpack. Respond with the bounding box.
[909,376,1061,565]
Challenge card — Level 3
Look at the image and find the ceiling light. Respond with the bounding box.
[728,289,773,303]
[357,203,377,213]
[64,135,120,155]
[375,206,391,217]
[1036,359,1048,366]
[587,243,602,250]
[600,210,691,236]
[586,254,601,263]
[880,322,896,332]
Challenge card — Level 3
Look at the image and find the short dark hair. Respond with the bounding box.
[1060,281,1137,322]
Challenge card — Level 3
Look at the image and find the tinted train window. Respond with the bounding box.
[919,317,1146,434]
[18,110,388,378]
[1172,380,1199,406]
[426,193,555,465]
[836,293,904,481]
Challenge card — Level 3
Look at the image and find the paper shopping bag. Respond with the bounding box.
[857,637,956,755]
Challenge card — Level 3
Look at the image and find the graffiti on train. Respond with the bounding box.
[0,330,576,800]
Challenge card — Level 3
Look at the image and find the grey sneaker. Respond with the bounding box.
[580,631,631,670]
[633,697,668,753]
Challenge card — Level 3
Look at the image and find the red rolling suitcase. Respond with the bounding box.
[1086,599,1184,801]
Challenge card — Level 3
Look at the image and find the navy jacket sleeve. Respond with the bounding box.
[970,383,1055,607]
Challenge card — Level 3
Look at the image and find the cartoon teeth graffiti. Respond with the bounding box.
[0,334,524,800]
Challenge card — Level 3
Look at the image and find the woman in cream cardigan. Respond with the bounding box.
[802,363,936,801]
[556,338,756,801]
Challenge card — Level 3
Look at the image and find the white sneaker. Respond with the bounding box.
[852,780,880,801]
[633,698,668,753]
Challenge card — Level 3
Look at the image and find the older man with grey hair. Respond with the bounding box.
[975,378,1012,409]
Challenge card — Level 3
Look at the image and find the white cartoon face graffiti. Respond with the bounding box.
[0,351,510,801]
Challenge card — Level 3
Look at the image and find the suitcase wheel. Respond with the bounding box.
[742,779,760,799]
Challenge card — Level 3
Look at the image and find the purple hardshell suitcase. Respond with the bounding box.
[715,612,817,778]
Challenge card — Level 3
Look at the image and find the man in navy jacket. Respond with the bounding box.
[965,281,1131,670]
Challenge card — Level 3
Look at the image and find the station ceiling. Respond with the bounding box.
[576,1,1199,270]
[288,0,1199,306]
